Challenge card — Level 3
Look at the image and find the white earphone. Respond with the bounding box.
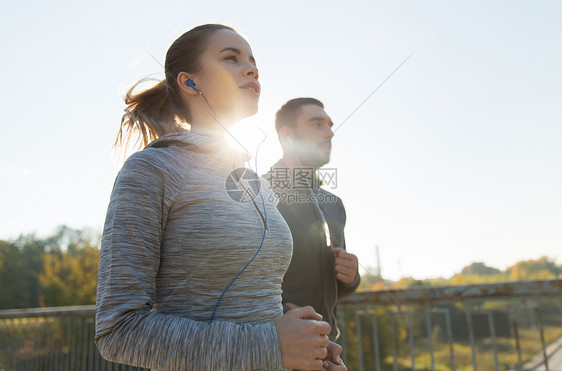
[284,136,294,147]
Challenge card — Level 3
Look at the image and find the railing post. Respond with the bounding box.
[82,317,88,371]
[466,309,478,371]
[406,310,416,371]
[391,307,416,371]
[426,308,435,371]
[355,311,364,371]
[54,317,61,371]
[444,309,456,371]
[368,310,381,371]
[486,310,499,371]
[66,317,73,371]
[71,317,79,371]
[87,318,95,371]
[391,311,398,371]
[354,310,381,371]
[510,310,523,371]
[534,307,549,371]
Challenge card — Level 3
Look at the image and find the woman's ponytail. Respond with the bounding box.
[115,79,185,152]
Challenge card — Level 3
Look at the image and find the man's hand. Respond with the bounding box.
[322,359,347,371]
[321,341,346,370]
[297,340,346,371]
[330,247,358,284]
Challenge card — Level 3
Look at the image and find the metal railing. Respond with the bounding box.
[1,279,561,371]
[0,306,145,371]
[338,279,562,371]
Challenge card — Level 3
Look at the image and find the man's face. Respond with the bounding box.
[292,104,334,167]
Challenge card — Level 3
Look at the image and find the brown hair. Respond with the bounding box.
[275,97,324,133]
[115,24,235,151]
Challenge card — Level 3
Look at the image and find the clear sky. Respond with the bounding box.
[1,0,560,280]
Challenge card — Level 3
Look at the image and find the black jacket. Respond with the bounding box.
[264,160,360,339]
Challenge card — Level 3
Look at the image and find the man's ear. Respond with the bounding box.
[278,127,294,146]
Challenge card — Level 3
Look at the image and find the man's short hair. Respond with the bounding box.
[275,98,324,133]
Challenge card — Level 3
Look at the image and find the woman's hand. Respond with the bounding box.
[275,306,331,370]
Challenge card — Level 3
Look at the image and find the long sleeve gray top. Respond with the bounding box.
[95,132,293,371]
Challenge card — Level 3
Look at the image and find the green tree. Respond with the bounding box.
[507,256,561,280]
[459,262,501,276]
[0,235,45,309]
[0,240,23,309]
[0,226,100,309]
[39,226,100,306]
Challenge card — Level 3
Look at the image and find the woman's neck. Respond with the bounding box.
[190,125,229,137]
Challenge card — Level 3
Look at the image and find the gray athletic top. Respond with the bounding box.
[95,132,293,371]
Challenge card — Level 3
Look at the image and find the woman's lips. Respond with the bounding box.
[239,81,260,96]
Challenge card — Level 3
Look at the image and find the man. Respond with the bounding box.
[264,98,360,340]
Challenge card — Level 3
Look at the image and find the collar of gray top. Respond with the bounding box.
[146,131,251,164]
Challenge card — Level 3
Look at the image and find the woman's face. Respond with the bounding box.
[190,29,260,123]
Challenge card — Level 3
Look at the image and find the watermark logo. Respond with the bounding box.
[269,167,337,190]
[269,191,339,205]
[225,168,261,203]
[265,167,339,205]
[318,168,337,189]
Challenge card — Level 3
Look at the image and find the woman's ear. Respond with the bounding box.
[177,72,200,96]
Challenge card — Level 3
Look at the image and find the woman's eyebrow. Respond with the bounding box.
[219,47,240,54]
[219,47,256,65]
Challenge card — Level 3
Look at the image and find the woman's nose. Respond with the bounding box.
[245,64,259,80]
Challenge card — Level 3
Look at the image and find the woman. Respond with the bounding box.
[95,24,345,371]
